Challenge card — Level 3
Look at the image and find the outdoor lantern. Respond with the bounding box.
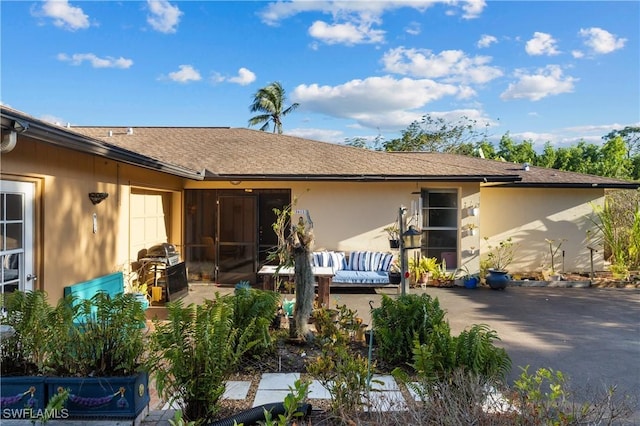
[402,225,422,249]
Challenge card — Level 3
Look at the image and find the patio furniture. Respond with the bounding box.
[257,265,335,307]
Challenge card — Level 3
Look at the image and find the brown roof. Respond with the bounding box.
[69,126,639,188]
[2,105,637,188]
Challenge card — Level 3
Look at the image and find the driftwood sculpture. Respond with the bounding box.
[270,200,315,341]
[290,215,314,340]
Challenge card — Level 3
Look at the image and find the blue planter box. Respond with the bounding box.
[0,376,46,414]
[45,372,149,420]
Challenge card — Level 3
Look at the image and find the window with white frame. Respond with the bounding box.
[420,189,459,269]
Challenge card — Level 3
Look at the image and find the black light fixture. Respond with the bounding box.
[402,225,422,249]
[89,192,109,205]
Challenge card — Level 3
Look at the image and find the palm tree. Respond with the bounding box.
[248,82,299,134]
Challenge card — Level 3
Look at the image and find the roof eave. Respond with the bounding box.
[1,108,205,181]
[204,174,523,182]
[499,182,640,189]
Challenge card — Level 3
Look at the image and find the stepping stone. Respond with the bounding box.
[223,381,251,400]
[370,374,399,391]
[257,372,300,390]
[252,390,294,407]
[253,373,302,408]
[307,380,331,399]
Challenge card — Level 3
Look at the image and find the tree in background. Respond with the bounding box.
[382,114,489,153]
[248,82,299,134]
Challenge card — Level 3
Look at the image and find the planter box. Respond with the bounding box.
[45,372,149,420]
[1,376,47,413]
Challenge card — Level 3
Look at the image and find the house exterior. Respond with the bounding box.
[2,106,638,300]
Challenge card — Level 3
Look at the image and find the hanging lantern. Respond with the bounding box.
[402,225,422,249]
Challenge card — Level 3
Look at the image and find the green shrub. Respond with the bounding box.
[371,293,446,365]
[0,290,76,376]
[226,283,280,355]
[403,323,511,383]
[146,296,260,424]
[70,291,146,377]
[306,343,378,414]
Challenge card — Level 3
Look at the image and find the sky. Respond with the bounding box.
[1,0,639,150]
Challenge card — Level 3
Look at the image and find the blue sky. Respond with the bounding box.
[1,1,638,150]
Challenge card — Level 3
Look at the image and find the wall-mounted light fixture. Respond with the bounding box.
[89,192,109,205]
[229,180,241,185]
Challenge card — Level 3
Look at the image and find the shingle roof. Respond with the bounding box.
[68,126,639,188]
[2,104,637,188]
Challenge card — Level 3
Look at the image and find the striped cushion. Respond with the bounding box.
[328,251,347,270]
[379,253,394,272]
[311,251,331,267]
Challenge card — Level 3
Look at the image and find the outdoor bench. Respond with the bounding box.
[311,250,397,288]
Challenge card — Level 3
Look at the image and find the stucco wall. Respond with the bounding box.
[288,181,482,274]
[1,136,185,299]
[480,186,605,274]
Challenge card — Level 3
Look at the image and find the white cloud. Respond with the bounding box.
[578,27,626,55]
[460,0,486,19]
[405,22,421,36]
[525,32,560,56]
[35,0,90,31]
[500,65,577,101]
[57,53,133,69]
[147,0,183,34]
[308,20,385,45]
[258,1,486,45]
[381,47,503,84]
[167,65,201,83]
[292,75,465,129]
[477,34,497,48]
[227,68,257,86]
[571,50,584,59]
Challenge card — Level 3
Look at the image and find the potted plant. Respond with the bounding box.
[409,256,438,286]
[0,290,150,421]
[383,224,400,249]
[0,290,68,412]
[456,266,479,289]
[430,258,455,287]
[466,203,479,217]
[483,237,517,290]
[463,223,479,236]
[45,291,150,420]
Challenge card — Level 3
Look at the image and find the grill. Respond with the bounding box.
[146,243,181,266]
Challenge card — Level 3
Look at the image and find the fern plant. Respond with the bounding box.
[145,295,260,424]
[371,293,446,365]
[0,290,76,376]
[69,291,146,377]
[229,283,280,355]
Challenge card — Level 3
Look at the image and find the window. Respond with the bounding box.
[421,189,458,269]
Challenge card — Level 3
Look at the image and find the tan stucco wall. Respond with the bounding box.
[1,136,185,299]
[185,180,484,275]
[480,186,605,273]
